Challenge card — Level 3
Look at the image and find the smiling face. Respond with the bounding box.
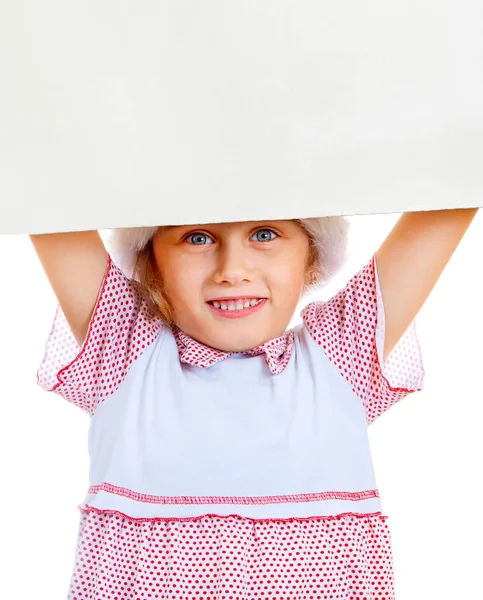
[151,220,312,352]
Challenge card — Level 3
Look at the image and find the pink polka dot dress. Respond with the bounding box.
[37,253,424,600]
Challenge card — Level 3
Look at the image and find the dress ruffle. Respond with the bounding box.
[69,508,394,599]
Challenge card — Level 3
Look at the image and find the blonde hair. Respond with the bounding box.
[106,217,349,326]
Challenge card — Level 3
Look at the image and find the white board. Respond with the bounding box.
[1,1,482,234]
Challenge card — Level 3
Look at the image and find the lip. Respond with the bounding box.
[207,296,266,302]
[206,298,267,319]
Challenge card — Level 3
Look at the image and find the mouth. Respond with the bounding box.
[207,297,264,310]
[206,297,267,318]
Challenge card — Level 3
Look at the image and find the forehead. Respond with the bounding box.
[162,220,298,231]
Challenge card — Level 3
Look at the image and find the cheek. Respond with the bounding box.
[164,260,205,303]
[279,253,307,281]
[277,256,307,299]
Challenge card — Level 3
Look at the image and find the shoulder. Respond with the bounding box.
[300,255,377,347]
[37,254,166,415]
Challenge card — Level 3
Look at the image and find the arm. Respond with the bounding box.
[30,231,108,346]
[375,208,479,362]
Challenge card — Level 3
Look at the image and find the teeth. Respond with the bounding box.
[210,298,263,311]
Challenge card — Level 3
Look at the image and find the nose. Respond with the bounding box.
[212,239,254,286]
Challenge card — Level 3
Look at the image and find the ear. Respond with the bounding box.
[304,268,318,286]
[304,247,319,285]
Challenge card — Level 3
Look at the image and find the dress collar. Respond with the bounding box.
[172,326,294,375]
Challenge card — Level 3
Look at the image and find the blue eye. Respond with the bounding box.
[185,232,214,245]
[251,229,277,242]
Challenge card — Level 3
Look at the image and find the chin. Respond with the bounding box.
[189,317,269,352]
[228,338,264,353]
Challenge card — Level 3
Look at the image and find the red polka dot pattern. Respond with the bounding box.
[35,252,418,597]
[37,255,164,416]
[69,509,395,599]
[173,326,295,375]
[301,255,425,425]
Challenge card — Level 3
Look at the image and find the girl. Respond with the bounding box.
[31,208,477,600]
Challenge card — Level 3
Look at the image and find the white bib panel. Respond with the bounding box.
[81,322,382,520]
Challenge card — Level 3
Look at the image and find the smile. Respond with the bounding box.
[208,298,263,311]
[206,298,267,318]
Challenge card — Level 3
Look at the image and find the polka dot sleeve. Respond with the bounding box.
[36,254,164,416]
[301,254,425,425]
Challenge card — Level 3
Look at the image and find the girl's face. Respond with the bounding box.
[152,220,312,352]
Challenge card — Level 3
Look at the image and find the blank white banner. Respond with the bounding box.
[1,1,482,234]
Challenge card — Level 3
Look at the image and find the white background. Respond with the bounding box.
[0,211,481,599]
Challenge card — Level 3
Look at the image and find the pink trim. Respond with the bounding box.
[36,303,63,387]
[86,482,379,505]
[375,354,421,393]
[78,504,388,524]
[371,254,424,394]
[50,254,113,393]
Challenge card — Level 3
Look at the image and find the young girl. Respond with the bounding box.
[31,208,477,600]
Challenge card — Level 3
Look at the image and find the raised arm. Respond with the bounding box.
[375,208,479,362]
[30,230,108,346]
